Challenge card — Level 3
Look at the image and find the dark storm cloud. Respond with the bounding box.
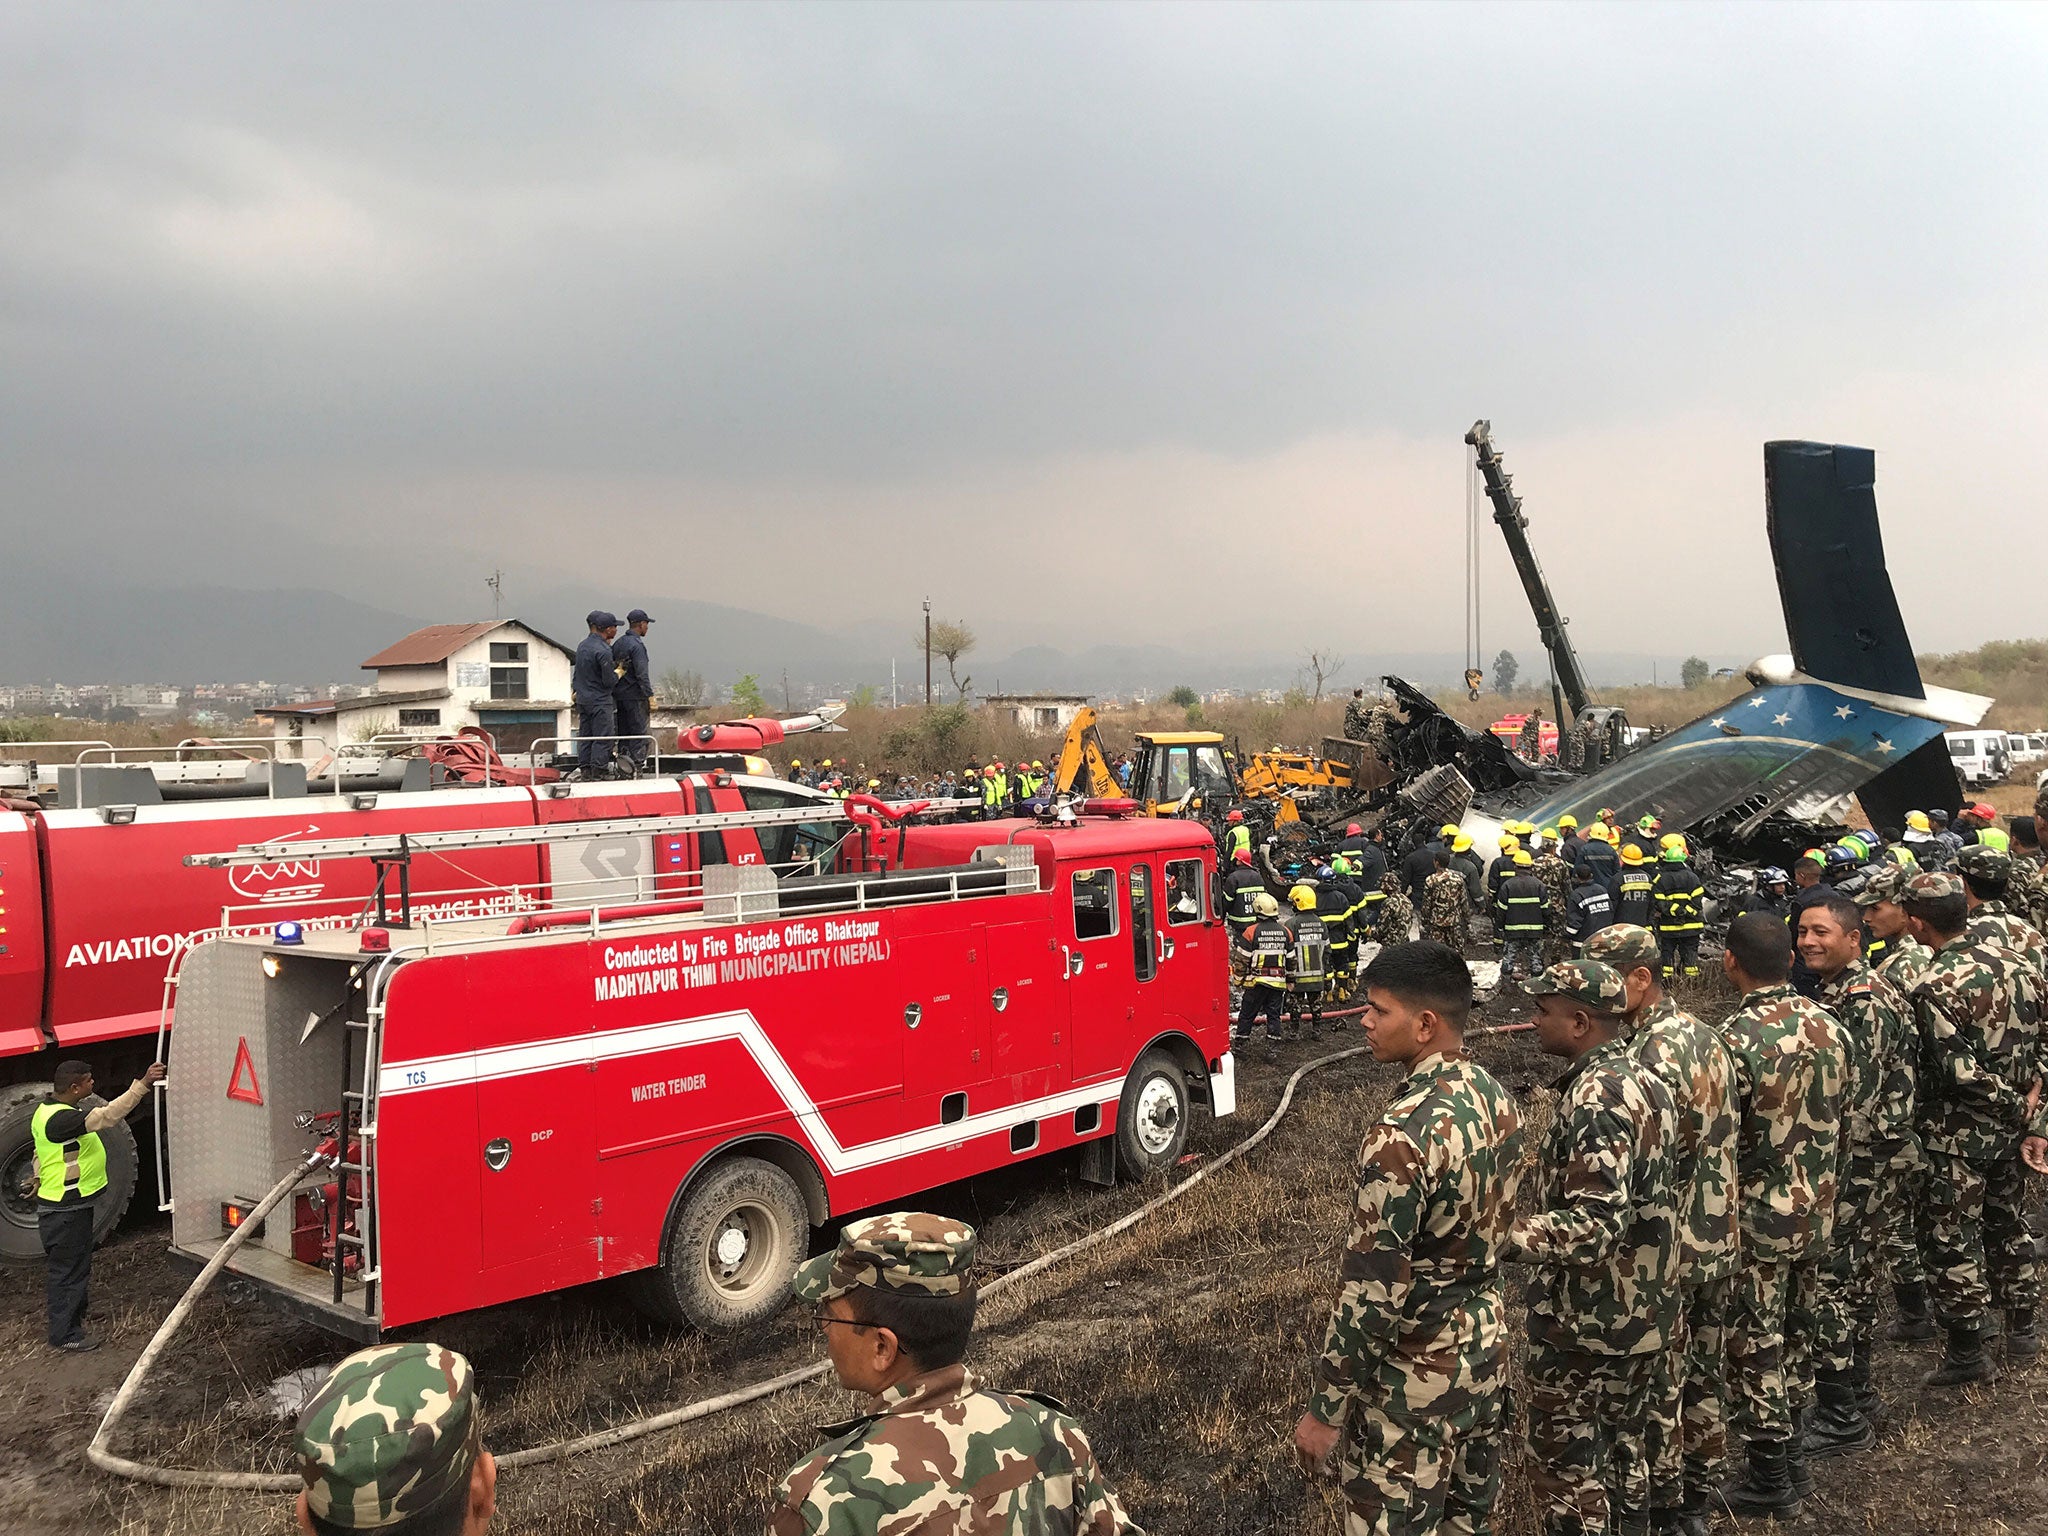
[4,3,2046,660]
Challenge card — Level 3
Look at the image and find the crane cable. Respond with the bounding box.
[88,1042,1383,1491]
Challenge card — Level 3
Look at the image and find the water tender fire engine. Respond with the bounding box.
[0,715,842,1264]
[162,793,1235,1338]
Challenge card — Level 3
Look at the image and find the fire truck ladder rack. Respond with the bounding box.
[186,800,973,927]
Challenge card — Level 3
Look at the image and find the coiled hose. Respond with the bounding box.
[91,1043,1387,1489]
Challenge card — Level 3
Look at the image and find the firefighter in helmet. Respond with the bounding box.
[1221,846,1265,928]
[1222,808,1252,865]
[1283,883,1329,1038]
[1234,892,1294,1058]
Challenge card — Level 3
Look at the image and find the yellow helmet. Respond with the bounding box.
[1558,814,1579,830]
[1620,844,1645,865]
[1539,826,1559,841]
[1906,810,1931,833]
[1452,834,1473,852]
[1253,892,1281,918]
[1499,835,1520,853]
[1513,850,1534,867]
[1659,832,1684,850]
[790,758,803,767]
[1289,884,1318,911]
[1439,823,1460,839]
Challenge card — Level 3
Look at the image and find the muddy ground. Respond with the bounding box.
[2,976,2044,1536]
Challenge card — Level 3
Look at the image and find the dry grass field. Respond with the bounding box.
[4,980,2043,1536]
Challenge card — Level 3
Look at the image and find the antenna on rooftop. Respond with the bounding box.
[485,568,503,619]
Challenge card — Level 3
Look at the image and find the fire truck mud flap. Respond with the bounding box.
[162,939,381,1334]
[1206,1051,1237,1119]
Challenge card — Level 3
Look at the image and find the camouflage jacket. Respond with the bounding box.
[1815,959,1916,1155]
[1422,869,1469,926]
[1310,1054,1525,1429]
[1912,931,2045,1161]
[1967,901,2048,980]
[1874,933,1933,992]
[2008,857,2048,938]
[769,1365,1141,1536]
[1716,983,1847,1262]
[1533,853,1574,918]
[1629,996,1740,1284]
[1505,1034,1683,1355]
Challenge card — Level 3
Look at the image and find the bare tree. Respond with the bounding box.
[917,618,978,702]
[658,667,707,708]
[1304,648,1346,704]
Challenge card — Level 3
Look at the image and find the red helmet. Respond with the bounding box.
[1226,810,1244,823]
[1346,822,1361,835]
[1232,848,1252,864]
[1972,801,1996,820]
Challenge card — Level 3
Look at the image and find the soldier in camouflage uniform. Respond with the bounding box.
[1959,843,2048,976]
[1796,888,1915,1455]
[1587,925,1739,1536]
[1505,960,1682,1536]
[1377,870,1416,946]
[293,1341,494,1535]
[1422,855,1470,951]
[1532,836,1575,965]
[770,1212,1141,1536]
[1296,942,1526,1535]
[1900,871,2048,1384]
[1713,912,1847,1520]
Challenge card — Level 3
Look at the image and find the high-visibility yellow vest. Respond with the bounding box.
[32,1101,108,1204]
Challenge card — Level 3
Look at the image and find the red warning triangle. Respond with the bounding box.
[226,1037,264,1105]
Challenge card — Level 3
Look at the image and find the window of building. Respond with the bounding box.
[1071,867,1119,941]
[397,709,441,728]
[489,642,528,663]
[1165,857,1206,925]
[489,668,528,700]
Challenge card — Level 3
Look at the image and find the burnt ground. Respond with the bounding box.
[2,976,2045,1536]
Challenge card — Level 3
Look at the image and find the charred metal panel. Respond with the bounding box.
[1765,442,1924,700]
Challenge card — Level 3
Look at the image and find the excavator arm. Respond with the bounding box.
[1050,706,1123,799]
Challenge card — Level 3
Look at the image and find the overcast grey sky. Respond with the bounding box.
[5,2,2045,666]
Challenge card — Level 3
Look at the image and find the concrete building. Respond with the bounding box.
[256,620,578,758]
[979,693,1091,733]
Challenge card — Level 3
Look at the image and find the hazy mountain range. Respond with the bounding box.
[1,554,1744,699]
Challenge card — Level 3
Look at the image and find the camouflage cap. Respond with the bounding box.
[1584,923,1661,972]
[1956,843,2012,881]
[1855,864,1911,907]
[1904,869,1964,902]
[1522,958,1628,1013]
[792,1211,976,1304]
[294,1343,477,1529]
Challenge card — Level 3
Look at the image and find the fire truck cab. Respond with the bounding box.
[164,802,1233,1338]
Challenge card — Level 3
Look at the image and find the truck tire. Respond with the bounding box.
[634,1156,809,1332]
[0,1083,140,1265]
[1115,1050,1189,1181]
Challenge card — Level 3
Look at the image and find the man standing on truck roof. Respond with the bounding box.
[572,611,621,780]
[611,608,655,773]
[769,1212,1141,1536]
[31,1057,165,1351]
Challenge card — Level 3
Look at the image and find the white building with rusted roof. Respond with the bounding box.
[257,620,578,759]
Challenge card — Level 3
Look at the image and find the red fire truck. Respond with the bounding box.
[162,798,1234,1337]
[0,723,836,1264]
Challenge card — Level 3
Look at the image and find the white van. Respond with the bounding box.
[1946,728,2011,787]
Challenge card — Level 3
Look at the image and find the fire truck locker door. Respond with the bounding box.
[897,924,989,1101]
[1058,863,1129,1086]
[983,920,1065,1098]
[465,949,598,1280]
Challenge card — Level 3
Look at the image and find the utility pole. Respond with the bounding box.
[782,669,791,710]
[890,659,898,709]
[923,598,932,709]
[484,568,503,619]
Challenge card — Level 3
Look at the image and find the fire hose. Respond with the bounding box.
[85,1032,1505,1489]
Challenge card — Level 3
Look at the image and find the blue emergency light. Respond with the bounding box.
[274,921,305,946]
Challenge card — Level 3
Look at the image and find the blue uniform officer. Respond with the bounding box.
[611,608,655,771]
[573,611,622,777]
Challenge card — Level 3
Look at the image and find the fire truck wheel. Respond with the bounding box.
[1114,1051,1190,1181]
[638,1156,810,1332]
[0,1084,140,1265]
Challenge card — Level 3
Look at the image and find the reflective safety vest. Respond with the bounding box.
[1224,824,1251,862]
[1242,919,1293,988]
[1653,866,1705,933]
[1980,827,2011,852]
[1285,914,1328,987]
[1496,875,1550,937]
[981,775,1006,809]
[32,1100,108,1205]
[1614,870,1656,927]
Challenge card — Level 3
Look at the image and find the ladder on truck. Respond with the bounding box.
[185,795,980,928]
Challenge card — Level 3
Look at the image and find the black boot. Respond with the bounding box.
[1672,1485,1712,1536]
[1721,1439,1802,1519]
[1802,1366,1875,1456]
[1924,1322,1996,1387]
[1886,1281,1937,1343]
[2007,1307,2040,1362]
[1788,1437,1814,1500]
[1852,1337,1882,1426]
[1613,1509,1652,1535]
